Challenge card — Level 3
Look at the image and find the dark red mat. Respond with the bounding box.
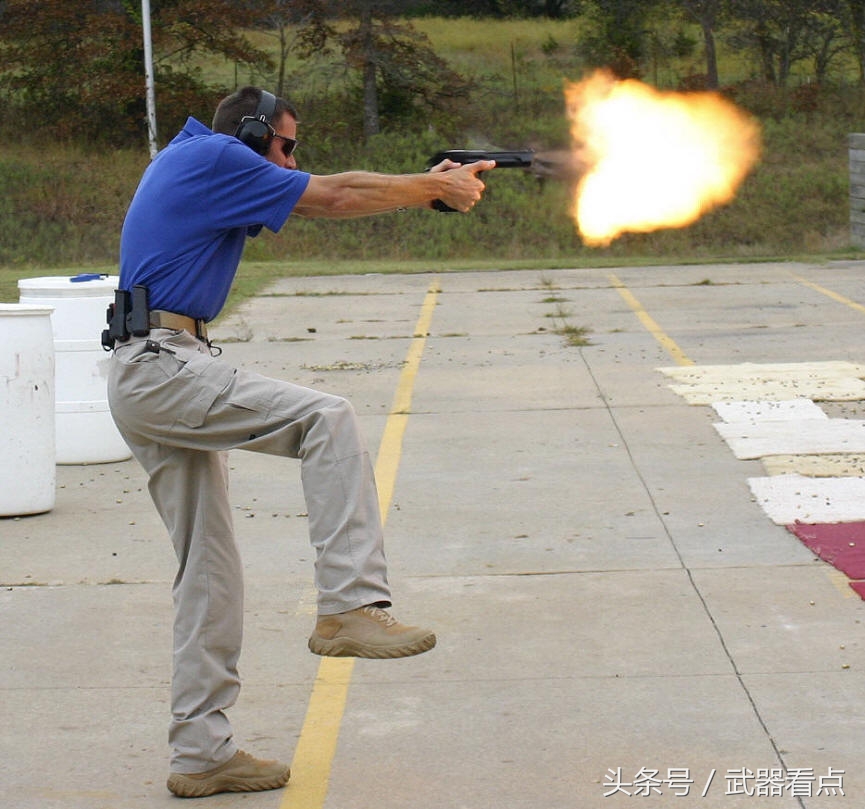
[850,581,865,599]
[787,521,865,597]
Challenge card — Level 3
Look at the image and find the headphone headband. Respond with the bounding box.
[254,90,276,125]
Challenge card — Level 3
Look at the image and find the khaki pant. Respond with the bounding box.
[107,329,390,772]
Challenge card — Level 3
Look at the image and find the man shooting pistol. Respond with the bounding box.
[105,85,497,800]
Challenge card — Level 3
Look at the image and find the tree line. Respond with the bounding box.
[1,0,864,148]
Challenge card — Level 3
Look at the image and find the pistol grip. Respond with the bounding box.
[433,199,457,213]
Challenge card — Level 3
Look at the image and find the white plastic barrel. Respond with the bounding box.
[0,304,56,515]
[18,274,131,464]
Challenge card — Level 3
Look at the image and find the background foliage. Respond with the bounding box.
[0,0,862,284]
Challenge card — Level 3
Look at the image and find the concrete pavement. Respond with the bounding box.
[2,261,865,808]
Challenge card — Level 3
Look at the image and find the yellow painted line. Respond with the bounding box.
[281,656,354,809]
[282,278,440,809]
[609,274,694,367]
[825,567,855,599]
[375,280,440,517]
[793,274,865,315]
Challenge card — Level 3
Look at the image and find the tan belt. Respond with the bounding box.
[149,309,208,341]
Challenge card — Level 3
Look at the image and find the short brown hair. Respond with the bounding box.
[212,86,298,134]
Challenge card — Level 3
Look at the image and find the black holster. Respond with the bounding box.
[101,284,151,350]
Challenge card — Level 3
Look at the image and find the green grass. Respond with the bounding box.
[197,18,592,98]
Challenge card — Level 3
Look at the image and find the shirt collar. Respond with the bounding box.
[168,116,214,147]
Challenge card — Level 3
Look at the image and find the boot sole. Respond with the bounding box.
[167,769,290,797]
[308,631,436,659]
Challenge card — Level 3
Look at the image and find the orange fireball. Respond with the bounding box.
[565,70,761,246]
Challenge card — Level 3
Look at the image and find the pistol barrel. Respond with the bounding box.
[426,149,534,170]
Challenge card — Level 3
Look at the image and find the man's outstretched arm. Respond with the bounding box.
[292,159,495,219]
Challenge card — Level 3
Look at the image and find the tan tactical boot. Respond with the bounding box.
[309,605,436,658]
[166,750,290,798]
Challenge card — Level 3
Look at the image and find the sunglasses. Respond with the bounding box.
[272,133,298,159]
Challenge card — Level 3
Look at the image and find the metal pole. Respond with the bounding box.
[142,0,158,158]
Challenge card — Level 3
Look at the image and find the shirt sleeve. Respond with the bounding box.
[211,138,311,234]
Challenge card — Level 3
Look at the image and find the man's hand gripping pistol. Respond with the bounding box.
[426,149,534,212]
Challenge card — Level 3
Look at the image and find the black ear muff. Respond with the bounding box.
[234,90,277,155]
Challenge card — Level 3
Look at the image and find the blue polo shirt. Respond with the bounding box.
[119,117,310,322]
